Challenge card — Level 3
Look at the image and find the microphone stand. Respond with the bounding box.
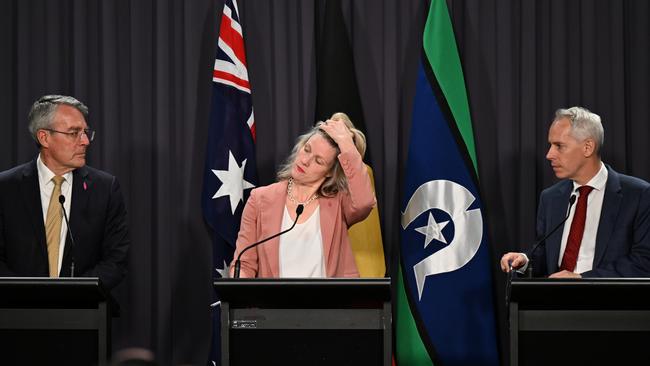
[525,194,576,278]
[59,195,76,277]
[233,204,304,278]
[506,194,577,310]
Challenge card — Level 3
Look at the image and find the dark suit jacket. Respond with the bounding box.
[531,165,650,277]
[0,159,130,289]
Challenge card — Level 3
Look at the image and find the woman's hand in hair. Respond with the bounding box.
[320,118,355,153]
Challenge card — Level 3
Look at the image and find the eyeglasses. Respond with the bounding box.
[44,128,95,142]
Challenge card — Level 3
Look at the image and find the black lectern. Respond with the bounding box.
[0,277,116,365]
[214,278,391,366]
[509,278,650,366]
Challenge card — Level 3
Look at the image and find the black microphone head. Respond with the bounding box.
[569,194,577,205]
[59,195,65,204]
[296,204,304,216]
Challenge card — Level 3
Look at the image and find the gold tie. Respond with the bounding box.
[45,176,65,277]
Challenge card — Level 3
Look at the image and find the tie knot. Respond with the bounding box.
[52,175,64,187]
[578,185,594,196]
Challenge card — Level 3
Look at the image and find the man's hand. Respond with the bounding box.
[548,270,582,278]
[500,252,527,273]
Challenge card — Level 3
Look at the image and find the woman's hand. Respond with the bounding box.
[319,117,355,152]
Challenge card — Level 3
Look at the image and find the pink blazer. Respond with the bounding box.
[231,150,376,278]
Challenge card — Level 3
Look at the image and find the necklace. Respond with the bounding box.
[287,178,319,206]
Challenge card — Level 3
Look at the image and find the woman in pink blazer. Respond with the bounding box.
[231,113,376,278]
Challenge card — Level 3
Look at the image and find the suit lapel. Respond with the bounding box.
[260,182,287,277]
[593,166,621,268]
[60,167,90,275]
[546,181,573,274]
[20,160,48,262]
[319,195,337,276]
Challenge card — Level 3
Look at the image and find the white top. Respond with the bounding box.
[558,162,608,273]
[37,154,73,274]
[279,205,326,278]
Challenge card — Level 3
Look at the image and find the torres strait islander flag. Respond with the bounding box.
[396,0,499,365]
[201,0,257,364]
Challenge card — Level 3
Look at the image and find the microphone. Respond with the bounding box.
[233,204,304,278]
[505,194,577,309]
[525,194,577,277]
[59,195,77,277]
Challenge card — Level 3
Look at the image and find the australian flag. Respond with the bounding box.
[201,0,257,364]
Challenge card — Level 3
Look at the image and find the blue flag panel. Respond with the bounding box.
[400,62,499,366]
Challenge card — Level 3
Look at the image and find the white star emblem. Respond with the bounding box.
[414,212,449,247]
[212,151,255,214]
[402,180,483,299]
[215,260,230,278]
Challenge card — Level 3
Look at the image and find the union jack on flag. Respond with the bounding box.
[201,0,257,363]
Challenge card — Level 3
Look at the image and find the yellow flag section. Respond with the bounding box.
[348,164,385,277]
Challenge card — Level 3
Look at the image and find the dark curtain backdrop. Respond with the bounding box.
[1,0,649,365]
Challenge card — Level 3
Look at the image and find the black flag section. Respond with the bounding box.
[314,0,371,162]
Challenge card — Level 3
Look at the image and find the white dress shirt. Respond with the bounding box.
[557,162,608,273]
[37,154,73,274]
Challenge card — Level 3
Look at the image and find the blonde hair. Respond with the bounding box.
[277,112,366,197]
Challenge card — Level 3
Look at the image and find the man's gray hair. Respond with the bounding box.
[554,106,604,153]
[28,95,89,144]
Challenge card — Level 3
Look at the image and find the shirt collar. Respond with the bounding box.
[572,161,608,192]
[37,154,73,187]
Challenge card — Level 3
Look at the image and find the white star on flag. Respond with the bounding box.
[415,212,449,248]
[212,150,255,214]
[215,260,230,278]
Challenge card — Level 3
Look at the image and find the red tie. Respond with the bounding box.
[560,185,594,272]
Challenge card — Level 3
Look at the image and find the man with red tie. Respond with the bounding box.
[501,107,650,278]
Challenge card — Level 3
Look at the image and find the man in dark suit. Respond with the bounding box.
[501,106,650,278]
[0,95,129,290]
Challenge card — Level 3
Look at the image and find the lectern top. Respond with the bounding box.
[0,277,118,313]
[214,278,391,307]
[510,278,650,309]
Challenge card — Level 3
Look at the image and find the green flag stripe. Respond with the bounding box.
[423,0,478,173]
[395,263,433,365]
